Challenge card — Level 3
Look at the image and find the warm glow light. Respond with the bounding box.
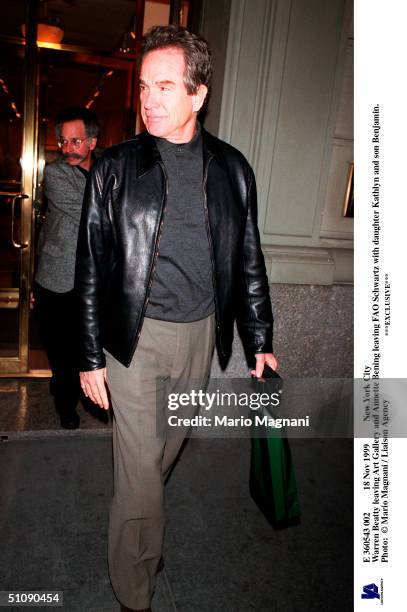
[20,153,34,175]
[16,384,28,429]
[0,77,21,117]
[21,22,64,44]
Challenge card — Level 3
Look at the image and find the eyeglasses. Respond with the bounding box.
[57,137,90,149]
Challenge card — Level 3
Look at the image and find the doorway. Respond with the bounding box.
[0,0,193,376]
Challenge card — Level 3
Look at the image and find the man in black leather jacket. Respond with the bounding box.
[76,25,278,612]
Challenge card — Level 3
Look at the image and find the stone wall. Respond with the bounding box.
[211,284,353,379]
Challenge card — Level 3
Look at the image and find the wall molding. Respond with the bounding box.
[216,0,353,286]
[217,0,245,143]
[264,245,353,285]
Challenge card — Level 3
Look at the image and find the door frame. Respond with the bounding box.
[0,1,141,377]
[0,0,38,375]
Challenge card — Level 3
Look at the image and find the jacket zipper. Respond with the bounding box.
[202,154,221,341]
[129,161,168,359]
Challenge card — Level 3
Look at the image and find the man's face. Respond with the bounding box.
[58,119,97,170]
[139,47,207,143]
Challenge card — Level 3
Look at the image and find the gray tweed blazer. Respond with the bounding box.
[35,159,87,293]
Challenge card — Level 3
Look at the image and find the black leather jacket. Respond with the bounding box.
[75,128,273,371]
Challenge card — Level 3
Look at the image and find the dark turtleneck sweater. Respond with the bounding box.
[145,124,215,322]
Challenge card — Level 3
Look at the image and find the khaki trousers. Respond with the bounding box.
[105,314,215,609]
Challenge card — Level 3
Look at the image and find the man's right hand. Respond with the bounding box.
[80,368,109,410]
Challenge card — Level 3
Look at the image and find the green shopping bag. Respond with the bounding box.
[249,367,301,528]
[250,434,301,529]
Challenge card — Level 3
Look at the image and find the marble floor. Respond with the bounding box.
[0,377,112,435]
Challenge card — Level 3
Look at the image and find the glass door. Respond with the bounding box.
[0,0,142,376]
[0,0,193,376]
[0,1,38,374]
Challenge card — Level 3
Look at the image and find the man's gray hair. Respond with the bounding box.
[55,107,100,139]
[141,25,213,95]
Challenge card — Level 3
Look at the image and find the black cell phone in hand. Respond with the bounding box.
[251,364,283,394]
[253,363,282,380]
[252,363,282,381]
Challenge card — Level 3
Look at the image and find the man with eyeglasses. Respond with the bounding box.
[34,106,99,429]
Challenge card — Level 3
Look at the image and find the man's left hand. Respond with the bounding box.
[250,353,279,378]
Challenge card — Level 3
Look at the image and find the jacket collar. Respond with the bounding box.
[131,125,219,177]
[130,131,162,177]
[201,127,217,169]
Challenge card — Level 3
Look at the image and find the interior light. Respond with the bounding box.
[21,20,64,44]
